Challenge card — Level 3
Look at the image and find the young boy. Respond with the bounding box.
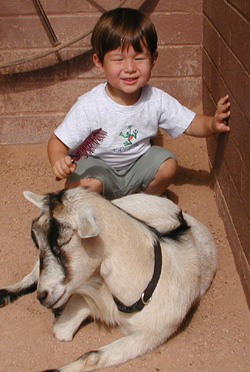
[48,7,230,200]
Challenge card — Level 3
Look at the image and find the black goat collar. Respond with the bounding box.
[113,240,162,313]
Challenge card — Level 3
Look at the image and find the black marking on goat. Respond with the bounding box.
[31,217,69,279]
[161,211,190,241]
[44,190,71,277]
[46,189,67,215]
[47,218,60,255]
[39,253,44,272]
[47,218,69,278]
[52,306,65,319]
[0,283,37,307]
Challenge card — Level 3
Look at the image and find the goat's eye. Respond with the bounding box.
[48,219,73,252]
[57,226,73,249]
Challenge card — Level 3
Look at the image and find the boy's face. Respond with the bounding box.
[93,44,158,105]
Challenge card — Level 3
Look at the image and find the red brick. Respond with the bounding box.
[0,49,63,75]
[203,17,220,67]
[229,99,250,167]
[152,13,203,45]
[49,15,96,47]
[153,46,202,77]
[215,182,250,307]
[202,51,212,92]
[0,18,52,48]
[4,80,100,114]
[210,0,232,44]
[151,77,202,110]
[140,0,203,12]
[245,74,250,122]
[202,79,216,114]
[247,2,250,20]
[231,8,250,72]
[227,178,250,262]
[206,136,217,167]
[219,42,246,112]
[1,0,35,15]
[203,0,250,304]
[66,0,133,14]
[0,114,63,144]
[209,61,229,103]
[216,155,231,200]
[230,0,247,14]
[203,0,212,19]
[241,163,250,219]
[224,136,242,193]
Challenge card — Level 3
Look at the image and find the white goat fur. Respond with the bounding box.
[1,188,217,372]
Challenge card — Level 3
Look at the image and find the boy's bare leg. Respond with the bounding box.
[143,158,178,195]
[65,177,103,193]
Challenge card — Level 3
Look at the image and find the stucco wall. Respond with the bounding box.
[203,0,250,306]
[0,0,203,144]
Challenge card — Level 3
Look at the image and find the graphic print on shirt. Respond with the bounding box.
[119,125,138,146]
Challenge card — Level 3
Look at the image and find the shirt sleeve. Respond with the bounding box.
[54,100,91,151]
[158,91,196,138]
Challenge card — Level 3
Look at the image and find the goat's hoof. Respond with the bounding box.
[0,289,10,307]
[53,325,73,342]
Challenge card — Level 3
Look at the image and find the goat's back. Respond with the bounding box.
[113,194,217,297]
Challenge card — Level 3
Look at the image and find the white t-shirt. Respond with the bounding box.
[55,83,195,169]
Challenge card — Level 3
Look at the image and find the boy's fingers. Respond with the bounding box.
[53,163,70,180]
[221,111,230,120]
[53,156,75,181]
[217,101,230,115]
[65,155,73,166]
[217,94,230,108]
[69,163,77,173]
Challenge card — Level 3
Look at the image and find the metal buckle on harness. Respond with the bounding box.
[141,292,152,306]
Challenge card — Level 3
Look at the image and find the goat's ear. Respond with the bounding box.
[77,208,100,238]
[23,191,44,208]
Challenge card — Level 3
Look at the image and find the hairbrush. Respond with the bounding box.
[55,128,107,181]
[71,128,107,162]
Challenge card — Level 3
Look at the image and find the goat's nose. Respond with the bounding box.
[37,290,48,304]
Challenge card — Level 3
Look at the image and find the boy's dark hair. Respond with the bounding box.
[91,8,158,63]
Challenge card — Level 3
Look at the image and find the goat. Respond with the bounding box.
[0,187,217,371]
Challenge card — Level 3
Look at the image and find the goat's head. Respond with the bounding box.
[24,188,103,310]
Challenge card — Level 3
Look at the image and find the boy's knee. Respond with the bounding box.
[161,157,178,178]
[154,157,177,181]
[80,177,103,193]
[143,157,178,195]
[66,177,103,194]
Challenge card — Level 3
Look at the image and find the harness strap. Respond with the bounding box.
[113,240,162,313]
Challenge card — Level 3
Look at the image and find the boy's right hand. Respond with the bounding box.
[53,155,76,180]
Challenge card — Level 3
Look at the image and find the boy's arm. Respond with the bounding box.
[185,95,231,137]
[47,134,76,180]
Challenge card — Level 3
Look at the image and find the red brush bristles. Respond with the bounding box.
[55,128,107,181]
[71,128,107,162]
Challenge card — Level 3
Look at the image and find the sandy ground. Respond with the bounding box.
[0,136,249,372]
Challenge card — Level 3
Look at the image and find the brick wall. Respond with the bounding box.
[0,0,203,143]
[203,0,250,305]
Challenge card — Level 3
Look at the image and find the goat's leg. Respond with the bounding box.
[42,330,168,372]
[53,294,91,342]
[0,260,39,307]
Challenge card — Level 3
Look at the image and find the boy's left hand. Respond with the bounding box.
[211,95,231,133]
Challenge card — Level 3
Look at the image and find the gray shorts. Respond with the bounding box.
[67,145,176,199]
